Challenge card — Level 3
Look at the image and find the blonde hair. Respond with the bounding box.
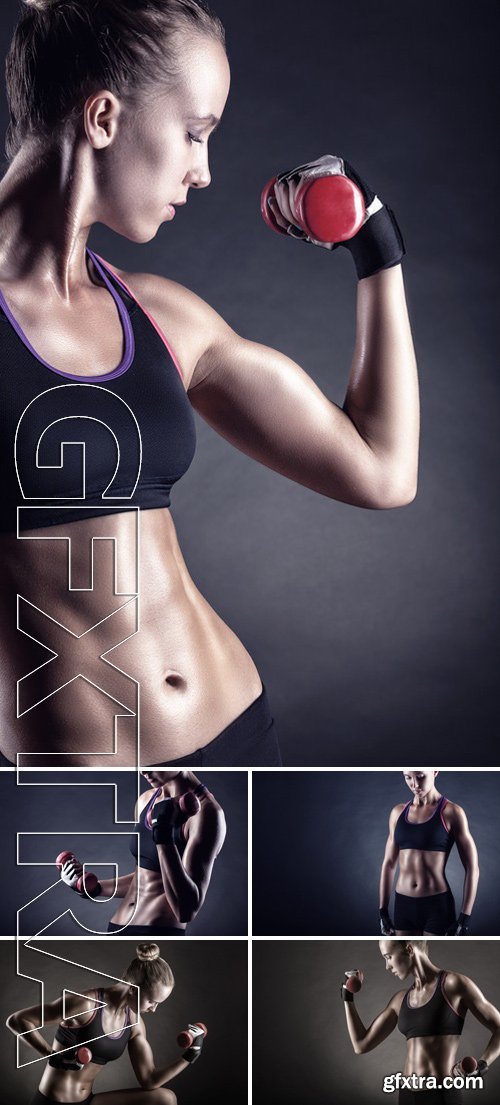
[6,0,226,159]
[123,944,175,991]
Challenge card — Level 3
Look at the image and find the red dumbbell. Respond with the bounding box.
[261,173,365,245]
[77,1047,92,1065]
[177,1022,208,1049]
[460,1056,477,1074]
[178,792,201,818]
[55,852,100,896]
[344,969,364,993]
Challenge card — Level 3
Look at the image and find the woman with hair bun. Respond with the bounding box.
[6,942,203,1104]
[0,0,418,768]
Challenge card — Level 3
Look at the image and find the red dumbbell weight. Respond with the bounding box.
[345,969,364,993]
[178,792,201,818]
[55,852,99,896]
[77,1047,93,1065]
[55,851,75,870]
[261,173,366,245]
[177,1022,208,1049]
[460,1056,477,1074]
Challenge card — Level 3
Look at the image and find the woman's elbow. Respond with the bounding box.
[369,471,418,510]
[6,1012,23,1033]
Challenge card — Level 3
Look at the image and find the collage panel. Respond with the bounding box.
[253,770,498,937]
[1,768,248,938]
[1,936,247,1104]
[253,939,500,1104]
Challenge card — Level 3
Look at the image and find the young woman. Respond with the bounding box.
[60,770,226,934]
[0,0,419,768]
[379,771,479,936]
[6,943,203,1104]
[342,940,500,1104]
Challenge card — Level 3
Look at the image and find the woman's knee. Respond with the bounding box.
[153,1090,177,1105]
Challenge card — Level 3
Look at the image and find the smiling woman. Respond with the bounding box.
[0,0,418,767]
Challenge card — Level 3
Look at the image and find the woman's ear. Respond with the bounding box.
[84,90,121,148]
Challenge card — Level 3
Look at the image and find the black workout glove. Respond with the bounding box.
[446,912,470,936]
[379,907,396,936]
[60,859,102,899]
[151,797,178,845]
[276,154,405,278]
[182,1024,205,1064]
[48,1050,85,1071]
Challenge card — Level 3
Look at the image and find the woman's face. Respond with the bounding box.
[379,942,413,980]
[141,770,180,787]
[95,35,230,242]
[403,769,437,798]
[140,981,173,1014]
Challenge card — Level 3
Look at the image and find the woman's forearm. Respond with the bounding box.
[480,1028,500,1068]
[157,845,200,923]
[379,860,396,909]
[343,265,419,506]
[461,863,479,916]
[6,1012,52,1057]
[142,1057,189,1089]
[344,1002,370,1054]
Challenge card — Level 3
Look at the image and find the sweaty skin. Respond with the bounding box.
[379,771,479,934]
[343,944,500,1082]
[7,981,185,1104]
[0,35,419,766]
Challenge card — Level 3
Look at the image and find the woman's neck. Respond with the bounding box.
[411,957,441,990]
[0,135,96,295]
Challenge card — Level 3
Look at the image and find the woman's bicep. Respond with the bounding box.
[189,332,381,507]
[362,1004,399,1051]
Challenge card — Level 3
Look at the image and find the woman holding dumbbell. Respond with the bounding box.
[0,0,418,768]
[342,940,500,1103]
[59,770,226,935]
[379,771,479,937]
[6,943,205,1105]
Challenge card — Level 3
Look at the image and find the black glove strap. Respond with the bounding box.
[340,985,354,1003]
[343,205,405,280]
[151,798,176,845]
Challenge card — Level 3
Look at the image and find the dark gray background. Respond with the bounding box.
[252,771,500,935]
[0,937,247,1104]
[0,1,499,764]
[253,940,500,1104]
[0,770,247,936]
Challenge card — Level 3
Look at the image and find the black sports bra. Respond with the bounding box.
[394,796,454,854]
[0,251,196,531]
[55,988,132,1064]
[398,971,464,1039]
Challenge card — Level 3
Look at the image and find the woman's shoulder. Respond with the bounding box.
[114,267,230,387]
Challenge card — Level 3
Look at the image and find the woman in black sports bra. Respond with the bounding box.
[7,943,203,1105]
[59,770,226,935]
[379,770,479,937]
[0,0,418,768]
[342,940,500,1104]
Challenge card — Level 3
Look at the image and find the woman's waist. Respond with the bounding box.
[397,852,449,894]
[111,874,187,929]
[39,1059,100,1101]
[404,1035,460,1078]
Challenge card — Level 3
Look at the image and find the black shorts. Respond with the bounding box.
[399,1089,464,1104]
[394,890,455,935]
[0,688,282,769]
[149,685,282,767]
[107,922,185,936]
[30,1091,94,1105]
